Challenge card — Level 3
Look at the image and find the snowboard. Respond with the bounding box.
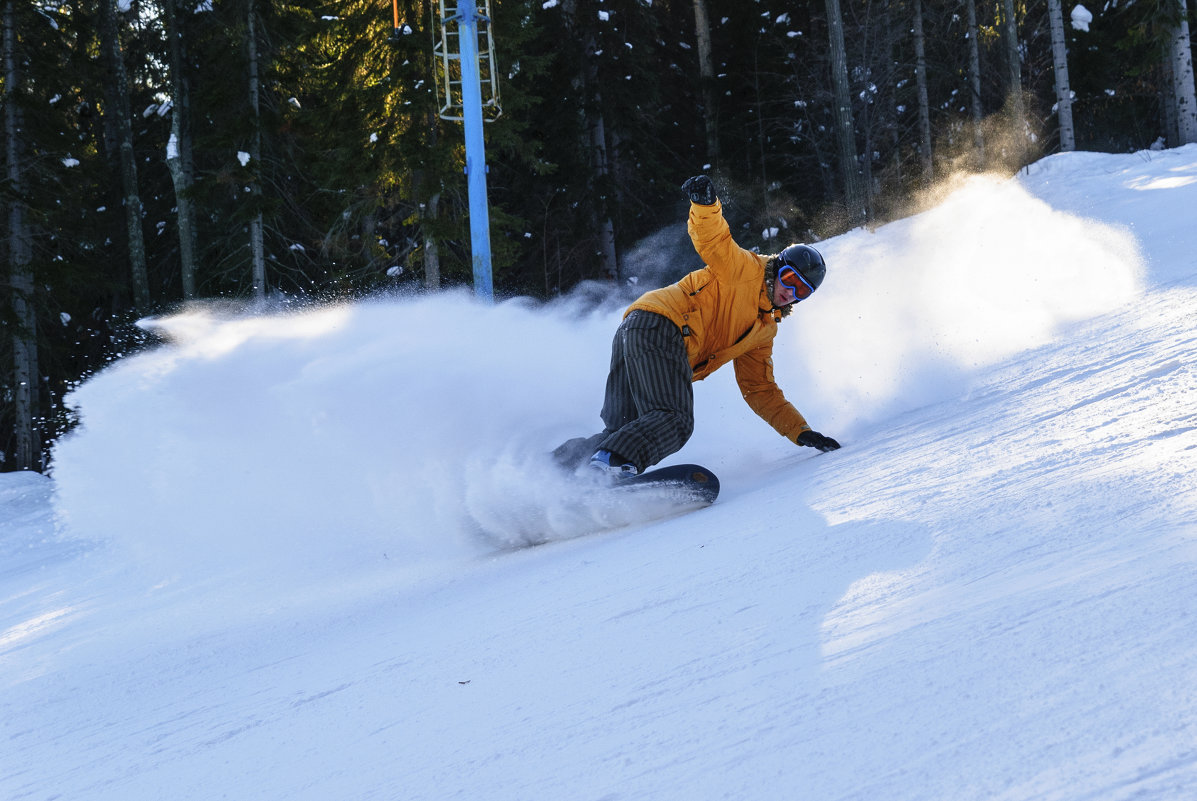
[607,463,720,506]
[479,461,721,550]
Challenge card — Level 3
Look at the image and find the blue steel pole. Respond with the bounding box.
[456,5,494,302]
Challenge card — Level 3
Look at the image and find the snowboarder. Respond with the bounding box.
[554,174,841,478]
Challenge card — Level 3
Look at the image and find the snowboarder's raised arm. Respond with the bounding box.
[682,176,763,284]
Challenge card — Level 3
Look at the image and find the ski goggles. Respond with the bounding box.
[777,265,817,301]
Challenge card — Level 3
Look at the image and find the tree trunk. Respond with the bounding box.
[692,0,719,166]
[913,0,933,183]
[1162,55,1179,147]
[966,0,985,164]
[753,49,770,196]
[825,0,865,222]
[163,0,198,299]
[422,192,442,289]
[563,0,618,280]
[1047,0,1075,151]
[1001,0,1027,165]
[1171,5,1197,144]
[247,0,266,299]
[590,104,619,280]
[100,0,151,309]
[4,0,38,471]
[417,14,441,291]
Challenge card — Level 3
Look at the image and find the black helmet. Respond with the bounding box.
[776,243,826,292]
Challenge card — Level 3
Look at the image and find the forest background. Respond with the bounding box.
[3,0,1197,472]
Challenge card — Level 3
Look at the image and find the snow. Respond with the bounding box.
[1071,4,1093,32]
[4,146,1197,800]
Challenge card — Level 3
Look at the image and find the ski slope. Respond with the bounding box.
[4,146,1197,800]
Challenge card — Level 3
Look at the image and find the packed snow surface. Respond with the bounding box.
[4,146,1197,800]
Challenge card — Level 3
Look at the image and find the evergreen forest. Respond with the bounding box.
[4,0,1197,471]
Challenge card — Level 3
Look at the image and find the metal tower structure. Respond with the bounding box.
[432,1,501,302]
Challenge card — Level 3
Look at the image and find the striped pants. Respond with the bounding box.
[555,311,694,473]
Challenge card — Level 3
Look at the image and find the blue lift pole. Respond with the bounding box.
[454,5,494,302]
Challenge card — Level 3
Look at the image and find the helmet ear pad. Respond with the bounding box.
[776,244,826,291]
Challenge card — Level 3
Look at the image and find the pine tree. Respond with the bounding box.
[1168,0,1197,144]
[99,0,151,309]
[162,0,199,298]
[1047,0,1076,151]
[3,0,37,470]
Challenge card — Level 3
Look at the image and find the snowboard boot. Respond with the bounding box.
[588,449,639,479]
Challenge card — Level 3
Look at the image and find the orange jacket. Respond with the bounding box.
[624,199,812,441]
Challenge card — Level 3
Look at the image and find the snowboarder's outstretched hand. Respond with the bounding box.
[797,430,841,452]
[682,175,717,206]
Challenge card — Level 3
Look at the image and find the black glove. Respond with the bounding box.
[797,430,841,452]
[681,175,717,206]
